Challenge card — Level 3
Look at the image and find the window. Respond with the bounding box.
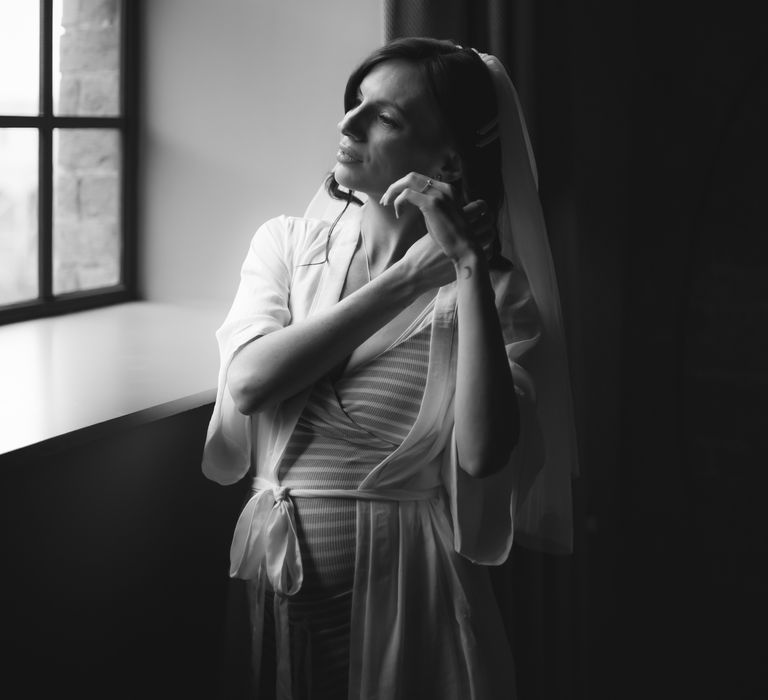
[0,0,137,324]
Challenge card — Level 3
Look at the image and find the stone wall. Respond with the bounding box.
[58,0,120,116]
[54,0,121,294]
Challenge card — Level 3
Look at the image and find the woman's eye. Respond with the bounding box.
[378,114,398,127]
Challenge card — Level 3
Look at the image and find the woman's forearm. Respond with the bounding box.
[227,264,419,414]
[453,252,519,478]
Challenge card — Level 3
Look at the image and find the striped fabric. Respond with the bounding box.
[259,588,353,700]
[261,319,432,698]
[278,322,432,593]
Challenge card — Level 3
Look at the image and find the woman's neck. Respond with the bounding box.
[361,199,426,274]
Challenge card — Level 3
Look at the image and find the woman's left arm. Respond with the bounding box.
[384,172,519,478]
[452,250,519,478]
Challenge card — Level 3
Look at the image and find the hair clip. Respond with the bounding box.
[475,116,499,147]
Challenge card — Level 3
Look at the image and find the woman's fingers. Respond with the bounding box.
[379,171,451,207]
[391,187,435,219]
[463,200,495,248]
[463,199,488,223]
[392,187,494,249]
[379,172,495,259]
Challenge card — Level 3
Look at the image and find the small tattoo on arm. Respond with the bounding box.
[462,265,473,279]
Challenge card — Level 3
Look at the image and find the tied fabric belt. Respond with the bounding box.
[229,477,442,594]
[231,477,442,700]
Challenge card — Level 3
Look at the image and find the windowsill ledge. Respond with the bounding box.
[0,301,228,460]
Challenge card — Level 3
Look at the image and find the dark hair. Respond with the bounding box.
[306,38,508,270]
[328,37,503,217]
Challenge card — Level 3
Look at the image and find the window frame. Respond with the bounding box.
[0,0,139,325]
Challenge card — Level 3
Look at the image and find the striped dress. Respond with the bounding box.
[258,315,432,699]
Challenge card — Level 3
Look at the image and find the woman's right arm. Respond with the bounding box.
[228,261,421,415]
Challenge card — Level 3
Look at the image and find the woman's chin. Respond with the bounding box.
[333,165,358,189]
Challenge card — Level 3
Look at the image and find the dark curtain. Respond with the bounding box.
[383,0,534,116]
[382,2,581,700]
[382,0,511,58]
[383,2,768,700]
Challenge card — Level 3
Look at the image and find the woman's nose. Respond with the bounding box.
[338,107,364,141]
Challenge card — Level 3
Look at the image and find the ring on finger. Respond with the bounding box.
[419,178,434,193]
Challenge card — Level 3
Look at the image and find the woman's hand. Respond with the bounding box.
[392,230,457,291]
[380,171,495,269]
[382,171,517,478]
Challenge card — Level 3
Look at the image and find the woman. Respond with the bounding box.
[203,37,577,700]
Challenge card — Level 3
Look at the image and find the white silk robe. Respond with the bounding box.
[202,210,544,699]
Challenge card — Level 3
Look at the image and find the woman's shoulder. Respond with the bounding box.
[490,262,533,305]
[254,215,333,245]
[248,215,338,262]
[254,210,360,266]
[489,262,540,337]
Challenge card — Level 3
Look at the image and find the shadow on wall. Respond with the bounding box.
[0,404,249,698]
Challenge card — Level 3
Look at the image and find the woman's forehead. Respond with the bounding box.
[358,60,433,113]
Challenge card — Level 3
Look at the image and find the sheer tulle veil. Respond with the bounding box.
[305,49,579,554]
[478,51,579,554]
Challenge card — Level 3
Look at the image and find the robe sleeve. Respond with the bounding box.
[202,216,294,485]
[442,264,548,564]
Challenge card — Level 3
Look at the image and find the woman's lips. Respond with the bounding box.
[336,145,361,163]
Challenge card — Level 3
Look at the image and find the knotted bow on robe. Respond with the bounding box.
[230,477,444,592]
[230,484,303,594]
[229,478,443,699]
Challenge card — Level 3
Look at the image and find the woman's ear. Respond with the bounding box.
[436,150,463,183]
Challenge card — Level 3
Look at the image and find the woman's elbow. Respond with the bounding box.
[227,381,256,415]
[459,431,519,479]
[227,369,271,416]
[459,454,508,479]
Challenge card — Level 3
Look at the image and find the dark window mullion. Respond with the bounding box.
[51,116,126,128]
[121,0,139,294]
[39,0,53,300]
[0,116,45,127]
[39,125,52,301]
[41,0,53,117]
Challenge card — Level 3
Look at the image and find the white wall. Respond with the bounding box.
[140,0,382,303]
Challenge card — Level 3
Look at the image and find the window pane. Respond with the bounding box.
[54,129,121,294]
[53,0,121,116]
[0,129,38,305]
[0,1,40,115]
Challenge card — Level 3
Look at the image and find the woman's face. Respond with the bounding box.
[334,60,454,198]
